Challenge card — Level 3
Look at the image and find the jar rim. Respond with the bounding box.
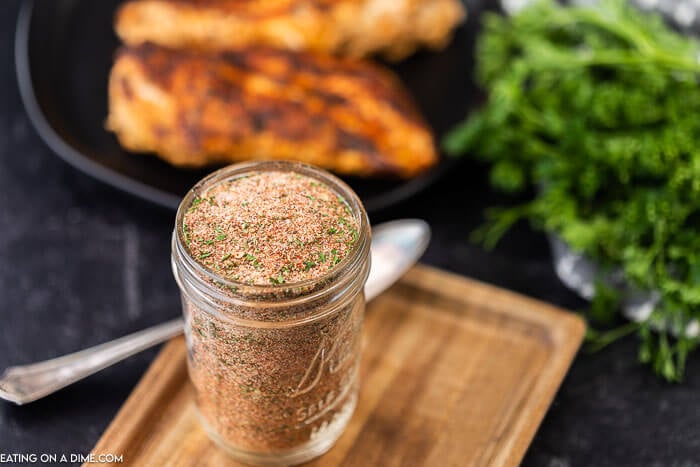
[173,161,371,299]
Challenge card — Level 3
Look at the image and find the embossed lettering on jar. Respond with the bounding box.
[171,161,371,466]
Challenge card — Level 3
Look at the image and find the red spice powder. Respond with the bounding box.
[182,171,359,286]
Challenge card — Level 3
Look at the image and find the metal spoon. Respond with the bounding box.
[0,219,430,405]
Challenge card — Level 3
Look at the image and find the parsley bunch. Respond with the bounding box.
[445,0,700,381]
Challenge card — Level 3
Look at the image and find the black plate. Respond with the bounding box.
[16,0,479,213]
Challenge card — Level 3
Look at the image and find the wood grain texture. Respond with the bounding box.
[86,265,585,467]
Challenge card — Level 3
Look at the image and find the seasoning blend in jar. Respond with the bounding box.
[171,161,371,465]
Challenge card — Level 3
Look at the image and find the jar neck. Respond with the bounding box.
[171,162,371,326]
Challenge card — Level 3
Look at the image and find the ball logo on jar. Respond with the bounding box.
[291,311,356,398]
[295,362,358,425]
[291,309,359,425]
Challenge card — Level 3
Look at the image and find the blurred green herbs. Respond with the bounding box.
[444,0,700,381]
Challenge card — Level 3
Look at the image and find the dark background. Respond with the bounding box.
[1,0,699,465]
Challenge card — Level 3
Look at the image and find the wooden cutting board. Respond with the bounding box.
[86,265,584,467]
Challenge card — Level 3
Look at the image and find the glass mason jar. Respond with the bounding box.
[171,161,371,466]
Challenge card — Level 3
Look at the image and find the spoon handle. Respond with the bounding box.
[0,319,184,405]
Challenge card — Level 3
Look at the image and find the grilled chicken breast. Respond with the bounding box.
[106,44,438,177]
[115,0,466,61]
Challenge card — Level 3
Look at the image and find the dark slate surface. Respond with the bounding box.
[1,1,699,465]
